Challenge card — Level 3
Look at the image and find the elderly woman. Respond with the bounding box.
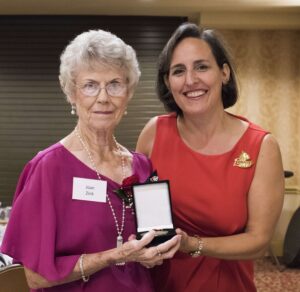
[1,29,181,291]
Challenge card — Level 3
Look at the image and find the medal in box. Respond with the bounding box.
[132,180,176,246]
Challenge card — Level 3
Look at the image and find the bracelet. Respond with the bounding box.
[79,254,90,283]
[189,235,204,258]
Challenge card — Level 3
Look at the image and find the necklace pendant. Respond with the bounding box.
[117,235,123,248]
[116,235,125,266]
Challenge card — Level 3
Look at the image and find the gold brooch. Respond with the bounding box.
[233,151,253,168]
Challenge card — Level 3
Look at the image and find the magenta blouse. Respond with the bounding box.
[1,143,154,292]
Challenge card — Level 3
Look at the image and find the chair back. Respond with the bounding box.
[283,206,300,267]
[0,264,29,292]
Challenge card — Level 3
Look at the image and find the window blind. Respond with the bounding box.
[0,16,186,205]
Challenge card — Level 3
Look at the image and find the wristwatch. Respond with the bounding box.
[189,235,204,257]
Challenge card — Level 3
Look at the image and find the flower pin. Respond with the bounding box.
[114,174,140,208]
[113,171,159,208]
[233,151,253,168]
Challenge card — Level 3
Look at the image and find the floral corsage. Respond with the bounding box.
[114,174,140,208]
[114,171,159,208]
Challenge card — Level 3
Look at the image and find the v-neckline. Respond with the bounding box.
[58,142,136,186]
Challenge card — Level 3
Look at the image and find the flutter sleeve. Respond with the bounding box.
[133,152,153,182]
[0,153,79,282]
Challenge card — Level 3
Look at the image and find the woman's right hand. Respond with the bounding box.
[114,230,181,267]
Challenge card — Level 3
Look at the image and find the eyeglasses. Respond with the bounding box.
[76,80,127,97]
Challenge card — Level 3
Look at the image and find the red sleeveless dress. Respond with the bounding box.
[150,113,268,292]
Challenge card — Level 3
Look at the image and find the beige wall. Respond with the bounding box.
[221,29,300,190]
[224,30,300,255]
[200,11,300,30]
[200,12,300,256]
[200,11,300,190]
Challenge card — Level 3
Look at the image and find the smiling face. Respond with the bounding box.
[166,37,230,117]
[70,65,129,132]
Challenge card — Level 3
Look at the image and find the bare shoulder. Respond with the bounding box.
[254,133,284,185]
[136,116,159,157]
[259,134,282,160]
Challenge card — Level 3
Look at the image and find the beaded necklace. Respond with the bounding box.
[74,127,126,251]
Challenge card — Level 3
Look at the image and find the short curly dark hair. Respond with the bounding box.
[157,22,238,115]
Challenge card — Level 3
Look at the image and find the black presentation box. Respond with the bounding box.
[133,180,176,247]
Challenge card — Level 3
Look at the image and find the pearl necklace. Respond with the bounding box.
[74,127,126,256]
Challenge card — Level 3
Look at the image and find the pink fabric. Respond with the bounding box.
[1,143,154,292]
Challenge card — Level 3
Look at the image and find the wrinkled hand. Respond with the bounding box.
[138,233,182,269]
[114,230,181,268]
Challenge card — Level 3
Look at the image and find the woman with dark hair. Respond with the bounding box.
[137,23,284,291]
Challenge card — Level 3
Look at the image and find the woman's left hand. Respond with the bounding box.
[175,228,195,253]
[127,231,182,268]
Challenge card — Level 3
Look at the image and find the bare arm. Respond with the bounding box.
[136,116,158,157]
[177,134,285,260]
[24,231,181,289]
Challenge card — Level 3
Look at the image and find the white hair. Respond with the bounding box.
[59,29,141,101]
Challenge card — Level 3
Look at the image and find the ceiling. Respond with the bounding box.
[0,0,300,29]
[0,0,300,27]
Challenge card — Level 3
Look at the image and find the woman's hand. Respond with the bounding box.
[114,230,181,268]
[138,233,182,268]
[24,231,181,289]
[176,228,202,255]
[175,228,191,253]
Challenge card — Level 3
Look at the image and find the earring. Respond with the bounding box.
[71,104,76,115]
[124,109,128,116]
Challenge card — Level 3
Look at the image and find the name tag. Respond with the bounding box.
[72,177,107,203]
